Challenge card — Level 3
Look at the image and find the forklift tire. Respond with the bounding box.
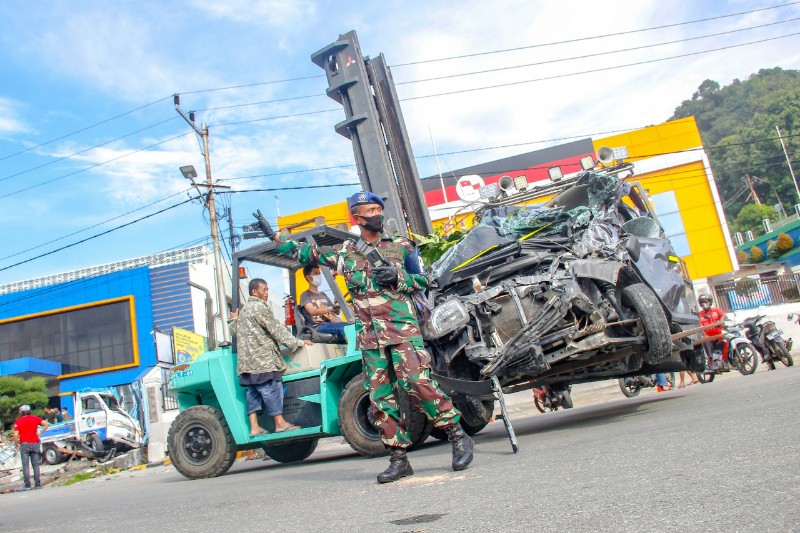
[338,374,432,457]
[168,405,237,479]
[43,444,63,465]
[264,439,319,463]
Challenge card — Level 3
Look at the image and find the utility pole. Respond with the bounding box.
[744,174,761,204]
[776,125,800,202]
[174,94,231,344]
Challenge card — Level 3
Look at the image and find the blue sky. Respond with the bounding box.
[1,0,798,290]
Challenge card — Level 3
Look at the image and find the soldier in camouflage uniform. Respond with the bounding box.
[266,192,474,483]
[230,278,312,436]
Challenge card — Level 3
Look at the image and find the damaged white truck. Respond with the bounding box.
[39,391,143,465]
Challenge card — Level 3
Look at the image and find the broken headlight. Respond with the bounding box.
[425,298,470,339]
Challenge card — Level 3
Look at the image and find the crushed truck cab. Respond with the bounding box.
[40,391,143,465]
[167,226,433,479]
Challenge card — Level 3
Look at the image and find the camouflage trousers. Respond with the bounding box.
[363,339,461,448]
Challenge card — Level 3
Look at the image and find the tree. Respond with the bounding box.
[671,69,800,226]
[0,376,48,430]
[749,246,764,263]
[732,203,780,234]
[776,232,795,254]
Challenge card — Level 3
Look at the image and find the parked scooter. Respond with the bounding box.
[533,384,573,412]
[696,323,759,383]
[742,314,795,370]
[618,373,676,397]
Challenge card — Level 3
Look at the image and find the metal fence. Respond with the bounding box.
[160,367,179,411]
[712,273,800,312]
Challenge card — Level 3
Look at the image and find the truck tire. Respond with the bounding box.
[88,433,104,454]
[168,405,236,479]
[43,444,63,465]
[338,374,432,457]
[620,283,672,364]
[264,439,319,463]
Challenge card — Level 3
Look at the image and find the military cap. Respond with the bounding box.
[348,191,385,210]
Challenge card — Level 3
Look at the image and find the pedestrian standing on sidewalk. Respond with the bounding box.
[13,405,49,491]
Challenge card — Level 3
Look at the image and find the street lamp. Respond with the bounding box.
[180,166,198,180]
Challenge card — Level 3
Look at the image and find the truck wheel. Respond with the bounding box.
[620,283,672,364]
[168,405,236,479]
[43,444,63,465]
[338,374,432,457]
[264,439,319,463]
[88,433,104,454]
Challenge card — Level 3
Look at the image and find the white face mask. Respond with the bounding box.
[309,275,323,287]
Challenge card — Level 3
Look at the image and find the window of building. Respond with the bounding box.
[649,190,691,257]
[0,298,136,376]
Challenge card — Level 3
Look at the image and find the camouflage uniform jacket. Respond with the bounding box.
[276,234,427,350]
[231,296,305,375]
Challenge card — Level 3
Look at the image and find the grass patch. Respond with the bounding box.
[63,472,95,486]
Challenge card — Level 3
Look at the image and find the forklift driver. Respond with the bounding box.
[300,265,347,343]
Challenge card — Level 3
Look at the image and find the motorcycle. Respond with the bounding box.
[533,384,573,412]
[747,314,794,370]
[696,324,759,383]
[618,372,675,397]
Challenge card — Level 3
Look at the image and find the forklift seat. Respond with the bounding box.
[294,305,341,344]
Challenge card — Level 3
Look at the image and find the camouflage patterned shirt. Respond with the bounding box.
[231,295,305,375]
[276,234,427,350]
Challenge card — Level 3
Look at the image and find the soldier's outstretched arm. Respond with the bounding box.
[273,235,339,270]
[252,300,305,351]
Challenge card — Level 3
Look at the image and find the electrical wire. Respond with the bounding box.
[0,116,180,184]
[0,197,197,273]
[0,131,193,200]
[0,188,194,262]
[396,17,800,86]
[401,31,800,102]
[0,95,174,162]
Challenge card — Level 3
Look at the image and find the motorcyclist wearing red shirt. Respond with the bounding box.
[698,294,727,370]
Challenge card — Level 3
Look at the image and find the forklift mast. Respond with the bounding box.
[311,30,433,238]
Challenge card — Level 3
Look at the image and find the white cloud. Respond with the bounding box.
[189,0,316,27]
[0,97,31,136]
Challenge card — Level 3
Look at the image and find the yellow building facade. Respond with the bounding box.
[279,117,736,284]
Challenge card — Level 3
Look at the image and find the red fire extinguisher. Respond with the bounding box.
[284,295,295,326]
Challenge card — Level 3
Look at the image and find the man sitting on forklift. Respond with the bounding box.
[300,265,347,343]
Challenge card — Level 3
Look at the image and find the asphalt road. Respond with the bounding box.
[1,367,798,533]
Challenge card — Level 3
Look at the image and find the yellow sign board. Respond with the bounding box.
[173,327,207,364]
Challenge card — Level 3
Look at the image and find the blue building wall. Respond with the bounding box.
[736,218,800,268]
[1,262,197,401]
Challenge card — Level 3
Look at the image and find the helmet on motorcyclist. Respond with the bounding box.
[698,293,713,310]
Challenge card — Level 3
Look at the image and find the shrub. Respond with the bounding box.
[736,250,748,264]
[749,246,764,263]
[767,239,781,259]
[776,232,795,254]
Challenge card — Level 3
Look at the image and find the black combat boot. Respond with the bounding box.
[445,424,474,471]
[377,447,413,484]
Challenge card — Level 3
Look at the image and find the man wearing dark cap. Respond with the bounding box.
[261,191,474,483]
[13,405,49,490]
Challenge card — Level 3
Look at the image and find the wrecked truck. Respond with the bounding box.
[422,161,705,431]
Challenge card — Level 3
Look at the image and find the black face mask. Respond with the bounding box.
[359,214,384,233]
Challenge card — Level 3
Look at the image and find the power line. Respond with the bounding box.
[396,17,800,86]
[0,197,196,273]
[391,1,799,67]
[401,31,800,102]
[0,116,179,184]
[0,131,192,200]
[0,95,173,162]
[0,188,194,262]
[219,182,360,194]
